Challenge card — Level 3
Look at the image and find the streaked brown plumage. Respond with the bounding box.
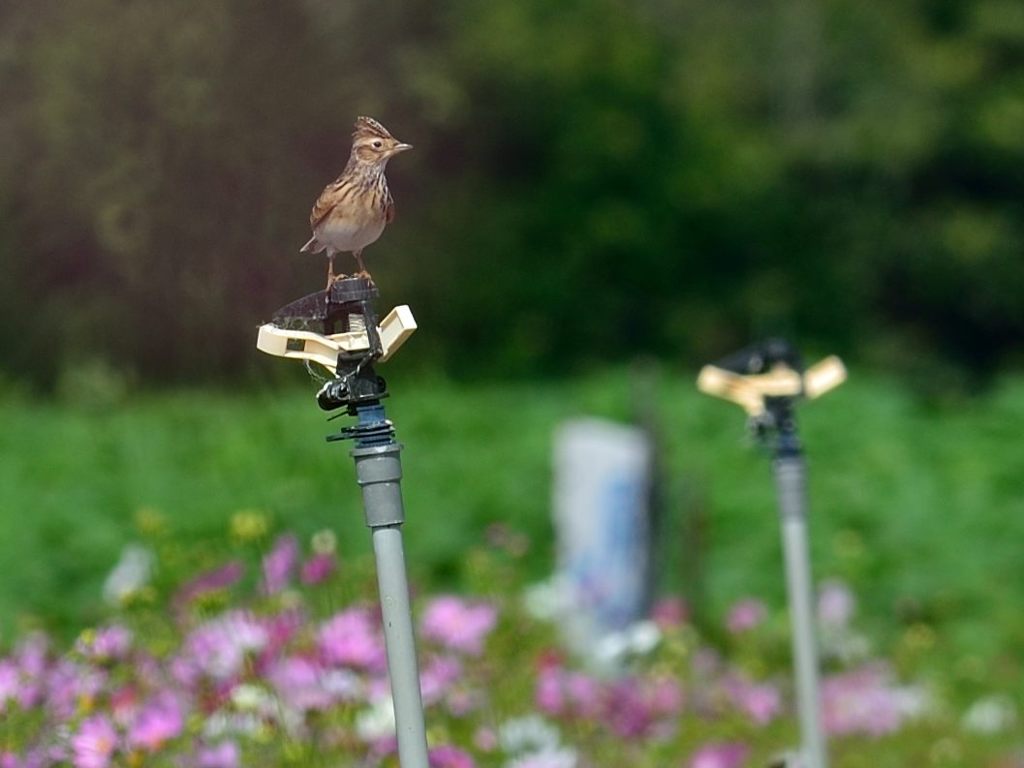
[300,116,412,285]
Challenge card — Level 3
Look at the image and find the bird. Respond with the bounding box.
[300,116,412,286]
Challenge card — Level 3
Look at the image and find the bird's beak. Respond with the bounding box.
[392,142,413,154]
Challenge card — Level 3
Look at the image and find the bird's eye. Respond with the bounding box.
[372,140,383,149]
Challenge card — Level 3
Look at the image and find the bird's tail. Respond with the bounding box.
[299,235,323,254]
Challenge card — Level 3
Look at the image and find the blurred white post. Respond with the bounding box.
[552,418,653,659]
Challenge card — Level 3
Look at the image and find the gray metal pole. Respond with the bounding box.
[353,442,429,768]
[774,455,828,768]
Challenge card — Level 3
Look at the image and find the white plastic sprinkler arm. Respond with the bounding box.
[256,304,417,373]
[697,355,847,416]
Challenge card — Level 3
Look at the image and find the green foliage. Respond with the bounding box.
[0,0,1022,385]
[2,369,1023,701]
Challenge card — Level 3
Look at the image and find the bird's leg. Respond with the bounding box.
[326,253,336,288]
[353,250,372,281]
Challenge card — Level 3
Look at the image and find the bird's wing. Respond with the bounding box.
[309,179,352,229]
[385,198,396,224]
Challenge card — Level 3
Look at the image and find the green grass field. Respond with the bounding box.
[2,368,1023,692]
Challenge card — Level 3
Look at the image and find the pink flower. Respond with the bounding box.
[726,598,766,634]
[182,611,269,681]
[420,596,497,655]
[196,741,240,768]
[128,692,184,750]
[651,596,688,629]
[71,715,118,768]
[47,660,107,721]
[266,656,333,711]
[723,676,782,725]
[173,561,244,615]
[822,664,906,736]
[535,664,567,715]
[473,726,498,752]
[535,663,603,719]
[0,661,18,711]
[429,745,476,768]
[604,676,683,739]
[261,534,299,595]
[318,608,386,670]
[420,655,463,706]
[818,580,855,628]
[76,625,133,662]
[689,742,749,768]
[11,634,47,708]
[300,552,337,585]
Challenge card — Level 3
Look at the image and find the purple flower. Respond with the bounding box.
[76,625,133,662]
[261,534,299,595]
[818,580,855,629]
[473,726,498,752]
[318,608,386,670]
[300,552,337,585]
[689,742,749,768]
[420,596,497,656]
[196,741,240,768]
[266,656,333,711]
[726,598,766,634]
[535,663,603,719]
[128,692,184,750]
[535,664,567,715]
[11,633,48,709]
[723,676,782,725]
[46,660,107,721]
[0,660,18,711]
[181,611,269,681]
[173,561,245,615]
[604,677,677,739]
[420,655,463,706]
[651,596,688,629]
[429,745,476,768]
[822,664,906,736]
[71,715,118,768]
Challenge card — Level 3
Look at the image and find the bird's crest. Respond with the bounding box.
[353,116,394,140]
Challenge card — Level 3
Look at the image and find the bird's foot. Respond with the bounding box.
[354,270,374,282]
[325,271,352,289]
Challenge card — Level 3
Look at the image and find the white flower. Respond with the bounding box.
[592,631,629,667]
[231,684,272,711]
[592,619,662,669]
[102,544,154,604]
[356,695,396,742]
[320,669,363,701]
[962,694,1017,734]
[499,714,561,756]
[203,711,264,738]
[523,578,571,621]
[505,746,578,768]
[625,620,661,655]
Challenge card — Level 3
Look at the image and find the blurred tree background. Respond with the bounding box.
[1,0,1022,389]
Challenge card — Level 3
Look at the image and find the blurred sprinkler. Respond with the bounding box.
[697,340,846,768]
